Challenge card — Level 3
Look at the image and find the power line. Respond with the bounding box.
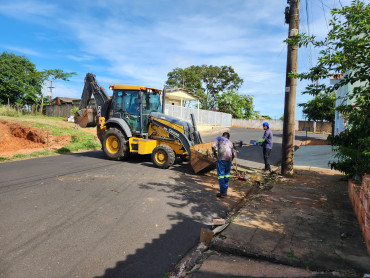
[305,0,312,68]
[320,0,330,32]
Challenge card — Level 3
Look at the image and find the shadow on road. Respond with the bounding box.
[95,214,202,278]
[69,150,206,175]
[95,169,244,278]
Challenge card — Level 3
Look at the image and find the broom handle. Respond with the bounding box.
[234,150,239,176]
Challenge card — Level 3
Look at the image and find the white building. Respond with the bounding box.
[331,74,363,135]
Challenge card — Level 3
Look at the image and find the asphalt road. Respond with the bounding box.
[0,151,234,278]
[0,128,328,278]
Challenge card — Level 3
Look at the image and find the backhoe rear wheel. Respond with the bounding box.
[102,128,129,160]
[152,145,175,169]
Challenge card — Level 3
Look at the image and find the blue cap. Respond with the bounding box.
[263,122,269,127]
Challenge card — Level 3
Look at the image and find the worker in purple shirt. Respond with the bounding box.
[254,122,273,172]
[212,132,234,198]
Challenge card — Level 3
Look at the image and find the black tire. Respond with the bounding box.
[180,155,189,162]
[152,145,176,169]
[102,128,129,160]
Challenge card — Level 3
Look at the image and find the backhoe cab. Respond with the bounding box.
[76,73,215,172]
[108,84,163,136]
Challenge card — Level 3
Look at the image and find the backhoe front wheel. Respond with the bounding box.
[152,145,175,169]
[102,128,129,160]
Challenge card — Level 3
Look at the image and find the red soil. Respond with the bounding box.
[0,119,71,158]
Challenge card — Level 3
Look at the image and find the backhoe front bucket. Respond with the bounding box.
[190,142,217,174]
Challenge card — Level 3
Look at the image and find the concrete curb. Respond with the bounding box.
[211,239,314,271]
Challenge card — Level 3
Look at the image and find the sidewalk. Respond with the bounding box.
[178,143,370,277]
[188,167,370,277]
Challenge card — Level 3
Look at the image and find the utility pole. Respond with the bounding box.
[281,0,300,176]
[40,82,46,114]
[47,80,55,103]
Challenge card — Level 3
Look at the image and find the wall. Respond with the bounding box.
[233,119,331,133]
[46,104,74,117]
[165,104,232,127]
[333,78,364,135]
[167,100,181,106]
[298,121,313,132]
[348,175,370,254]
[298,121,332,134]
[315,121,332,134]
[232,119,297,131]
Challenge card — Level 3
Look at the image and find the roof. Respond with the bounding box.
[165,88,202,101]
[52,97,79,105]
[109,84,162,93]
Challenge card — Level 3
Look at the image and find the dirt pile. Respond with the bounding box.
[299,139,329,146]
[0,119,70,158]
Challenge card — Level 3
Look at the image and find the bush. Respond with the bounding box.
[0,105,19,117]
[71,106,79,115]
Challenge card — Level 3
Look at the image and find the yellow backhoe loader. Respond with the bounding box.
[75,73,215,173]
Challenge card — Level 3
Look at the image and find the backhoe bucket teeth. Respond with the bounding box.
[190,142,217,174]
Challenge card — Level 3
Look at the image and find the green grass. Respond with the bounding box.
[287,252,301,261]
[228,215,237,224]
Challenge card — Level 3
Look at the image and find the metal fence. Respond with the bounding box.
[165,104,232,127]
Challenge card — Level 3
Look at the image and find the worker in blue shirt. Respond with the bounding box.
[254,122,273,172]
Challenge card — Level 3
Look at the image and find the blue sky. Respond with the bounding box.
[0,0,355,120]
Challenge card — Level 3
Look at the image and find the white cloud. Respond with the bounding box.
[1,0,350,119]
[0,45,41,56]
[0,1,58,19]
[52,82,81,99]
[66,54,95,62]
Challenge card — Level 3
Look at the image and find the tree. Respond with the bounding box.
[217,91,256,119]
[299,92,336,135]
[165,65,243,110]
[38,69,77,112]
[165,67,203,97]
[287,0,369,178]
[0,52,41,105]
[0,52,77,108]
[261,115,272,120]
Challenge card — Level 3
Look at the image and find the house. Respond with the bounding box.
[165,88,202,107]
[330,74,363,135]
[51,97,79,105]
[46,97,81,117]
[164,88,203,121]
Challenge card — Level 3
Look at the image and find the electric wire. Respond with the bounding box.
[305,0,312,68]
[320,0,330,32]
